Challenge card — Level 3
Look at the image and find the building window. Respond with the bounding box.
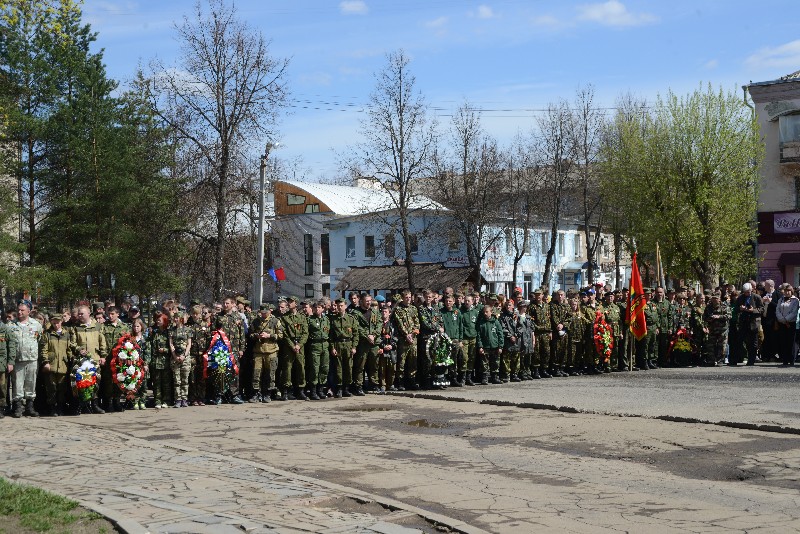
[410,234,419,254]
[779,114,800,143]
[303,234,313,275]
[523,231,531,255]
[449,230,460,251]
[322,283,330,297]
[364,235,375,258]
[304,284,314,298]
[558,233,565,256]
[345,236,356,260]
[304,204,320,213]
[574,233,582,257]
[384,233,395,258]
[540,231,549,252]
[523,273,533,298]
[287,193,306,206]
[603,240,611,259]
[321,234,330,274]
[504,229,513,254]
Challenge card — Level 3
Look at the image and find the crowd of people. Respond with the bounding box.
[0,278,798,419]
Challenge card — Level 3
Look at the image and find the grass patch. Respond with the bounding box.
[0,477,103,532]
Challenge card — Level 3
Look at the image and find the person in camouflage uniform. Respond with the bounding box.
[529,289,552,378]
[39,315,71,416]
[581,289,602,373]
[602,292,622,372]
[653,287,673,368]
[499,299,521,382]
[249,303,284,402]
[169,312,193,408]
[691,293,709,366]
[616,289,631,371]
[351,293,381,395]
[475,303,504,384]
[417,290,443,389]
[100,306,130,412]
[0,321,8,418]
[635,289,659,370]
[517,300,535,380]
[329,298,358,397]
[68,305,108,414]
[378,304,398,392]
[148,312,173,409]
[566,292,586,375]
[278,296,309,400]
[392,290,420,390]
[213,296,245,403]
[460,293,480,385]
[704,291,731,366]
[441,294,464,386]
[188,305,212,406]
[549,290,570,377]
[304,301,328,400]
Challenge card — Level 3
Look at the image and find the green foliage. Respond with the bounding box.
[0,476,85,531]
[601,84,763,288]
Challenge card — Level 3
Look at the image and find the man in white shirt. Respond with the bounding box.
[9,300,43,417]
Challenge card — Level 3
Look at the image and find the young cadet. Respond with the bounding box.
[475,303,504,385]
[304,301,328,400]
[329,298,358,398]
[39,314,71,416]
[250,303,284,402]
[441,294,464,386]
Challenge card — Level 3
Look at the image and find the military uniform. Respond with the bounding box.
[214,310,245,400]
[459,304,480,385]
[475,312,504,384]
[329,311,358,396]
[190,321,212,403]
[101,320,130,409]
[636,298,659,370]
[441,307,464,385]
[566,304,586,374]
[279,310,308,398]
[549,299,570,376]
[655,299,675,367]
[9,317,43,416]
[39,326,71,415]
[68,320,108,413]
[392,302,420,389]
[691,302,707,366]
[499,309,521,382]
[616,297,630,370]
[0,323,10,416]
[603,300,622,371]
[378,316,399,391]
[304,313,328,399]
[148,328,173,407]
[250,310,284,401]
[530,297,552,377]
[170,324,192,404]
[417,303,443,388]
[704,299,730,365]
[352,305,381,394]
[581,302,602,371]
[517,308,535,379]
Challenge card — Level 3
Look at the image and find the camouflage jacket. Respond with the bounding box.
[529,302,552,335]
[417,305,442,336]
[392,304,420,338]
[250,314,284,353]
[149,328,171,370]
[214,310,245,354]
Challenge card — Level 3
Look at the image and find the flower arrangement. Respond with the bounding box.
[71,358,99,402]
[593,310,614,364]
[426,332,454,367]
[206,330,237,376]
[668,327,696,366]
[110,333,146,399]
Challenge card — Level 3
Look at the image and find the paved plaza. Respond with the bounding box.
[3,365,800,533]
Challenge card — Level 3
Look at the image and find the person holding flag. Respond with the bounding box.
[626,253,650,370]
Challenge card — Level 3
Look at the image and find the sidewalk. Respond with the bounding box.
[0,418,483,534]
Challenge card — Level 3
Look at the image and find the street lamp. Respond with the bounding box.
[254,141,278,306]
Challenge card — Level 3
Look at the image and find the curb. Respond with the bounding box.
[385,390,800,435]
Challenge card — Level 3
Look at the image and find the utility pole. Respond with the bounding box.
[253,142,277,306]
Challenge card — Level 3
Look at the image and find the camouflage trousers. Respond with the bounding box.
[280,345,305,390]
[397,338,417,386]
[533,333,551,369]
[150,368,173,405]
[304,341,328,387]
[550,333,568,369]
[331,342,353,388]
[43,371,69,408]
[462,338,476,373]
[252,350,278,393]
[172,357,192,401]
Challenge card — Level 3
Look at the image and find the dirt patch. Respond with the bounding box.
[0,506,117,534]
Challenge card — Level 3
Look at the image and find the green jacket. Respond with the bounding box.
[417,305,442,336]
[603,303,622,339]
[39,328,71,374]
[392,304,419,337]
[250,314,284,354]
[475,314,504,349]
[102,321,130,354]
[0,322,10,368]
[329,313,358,353]
[441,308,463,340]
[655,300,675,333]
[214,311,245,353]
[280,311,309,348]
[149,328,171,370]
[351,306,381,347]
[530,302,552,335]
[460,305,480,339]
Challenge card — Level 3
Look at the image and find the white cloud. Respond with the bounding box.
[339,1,368,15]
[746,40,800,71]
[425,16,448,29]
[577,1,656,27]
[703,59,719,70]
[476,5,496,19]
[532,14,563,29]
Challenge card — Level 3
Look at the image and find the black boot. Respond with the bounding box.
[342,386,352,397]
[249,392,261,403]
[113,398,125,412]
[540,368,551,378]
[295,388,308,401]
[335,387,344,398]
[452,373,464,387]
[464,372,475,386]
[91,399,105,414]
[25,399,39,417]
[317,385,327,399]
[490,373,502,384]
[308,387,320,400]
[532,368,541,379]
[50,404,62,417]
[12,401,23,418]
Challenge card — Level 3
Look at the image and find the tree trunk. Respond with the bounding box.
[214,148,229,301]
[614,232,622,288]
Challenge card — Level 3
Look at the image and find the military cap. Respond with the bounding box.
[92,301,105,312]
[190,299,202,306]
[667,287,676,294]
[517,299,530,307]
[613,289,621,295]
[703,289,712,296]
[644,287,653,294]
[289,295,301,303]
[479,291,487,297]
[711,290,722,298]
[334,297,346,304]
[392,294,402,302]
[235,296,246,304]
[259,303,275,311]
[375,294,386,303]
[277,295,288,302]
[532,288,543,295]
[488,293,498,300]
[243,298,251,306]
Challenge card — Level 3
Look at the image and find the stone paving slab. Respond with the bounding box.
[0,418,482,534]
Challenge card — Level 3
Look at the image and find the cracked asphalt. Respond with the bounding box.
[4,365,800,533]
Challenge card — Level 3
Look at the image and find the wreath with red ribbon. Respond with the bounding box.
[204,329,239,379]
[110,333,146,399]
[593,310,614,364]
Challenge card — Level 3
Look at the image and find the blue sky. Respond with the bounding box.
[85,0,800,180]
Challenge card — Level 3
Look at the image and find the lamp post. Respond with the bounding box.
[254,142,278,306]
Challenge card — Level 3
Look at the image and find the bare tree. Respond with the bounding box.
[147,0,289,300]
[348,50,437,292]
[534,101,576,290]
[505,139,539,292]
[569,85,606,284]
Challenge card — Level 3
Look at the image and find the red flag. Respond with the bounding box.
[274,267,286,281]
[626,253,647,341]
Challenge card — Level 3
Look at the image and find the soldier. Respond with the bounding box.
[351,293,381,395]
[499,299,521,382]
[392,290,420,390]
[378,303,398,393]
[550,290,570,377]
[460,294,480,385]
[653,287,673,368]
[101,306,130,412]
[690,293,708,366]
[602,291,622,372]
[329,298,358,397]
[188,305,212,406]
[703,292,730,366]
[0,319,9,419]
[148,312,173,409]
[7,301,43,418]
[566,292,586,375]
[417,289,443,389]
[304,301,328,400]
[636,289,659,371]
[580,288,601,374]
[130,318,150,410]
[736,283,764,366]
[278,296,309,400]
[517,300,535,380]
[250,303,284,402]
[213,296,245,404]
[441,294,464,386]
[475,303,504,385]
[69,304,108,414]
[530,288,553,378]
[39,315,71,416]
[616,289,631,371]
[169,312,192,408]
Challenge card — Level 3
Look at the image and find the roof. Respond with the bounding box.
[279,179,445,216]
[335,263,482,293]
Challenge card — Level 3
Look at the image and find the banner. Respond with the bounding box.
[625,253,648,341]
[774,212,800,234]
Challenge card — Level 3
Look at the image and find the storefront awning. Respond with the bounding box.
[777,252,800,267]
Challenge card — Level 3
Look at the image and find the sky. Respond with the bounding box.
[84,0,800,181]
